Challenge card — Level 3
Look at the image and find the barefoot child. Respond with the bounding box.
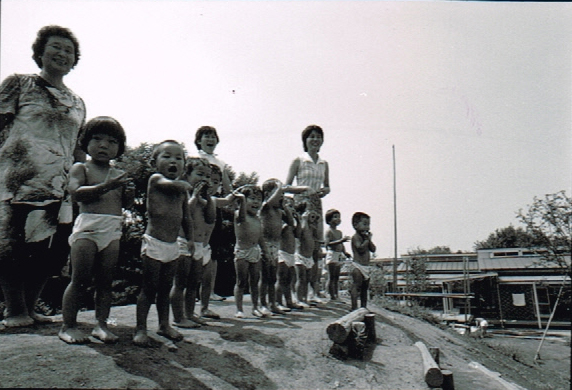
[350,212,376,311]
[276,196,302,311]
[133,140,193,346]
[233,185,266,318]
[59,116,133,344]
[294,202,320,308]
[199,164,233,319]
[324,209,351,301]
[259,179,286,315]
[170,157,214,328]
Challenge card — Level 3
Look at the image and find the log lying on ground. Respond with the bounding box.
[327,308,370,344]
[414,341,443,388]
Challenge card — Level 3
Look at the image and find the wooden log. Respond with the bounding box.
[441,370,454,390]
[364,313,376,343]
[326,307,369,344]
[429,346,440,365]
[414,341,443,388]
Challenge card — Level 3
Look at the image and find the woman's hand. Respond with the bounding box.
[317,187,330,198]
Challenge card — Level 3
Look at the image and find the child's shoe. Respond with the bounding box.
[235,311,245,318]
[270,305,286,315]
[201,309,221,319]
[252,309,265,318]
[277,304,291,312]
[298,301,311,308]
[260,306,272,316]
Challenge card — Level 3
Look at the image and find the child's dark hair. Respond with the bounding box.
[295,200,308,214]
[32,25,81,69]
[238,184,262,198]
[80,116,126,157]
[325,209,340,224]
[210,164,222,178]
[262,178,280,198]
[301,125,324,152]
[185,157,211,176]
[194,126,219,150]
[352,212,370,227]
[151,140,184,165]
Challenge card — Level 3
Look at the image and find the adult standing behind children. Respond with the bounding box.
[60,117,134,344]
[0,25,86,328]
[286,125,330,304]
[192,125,232,301]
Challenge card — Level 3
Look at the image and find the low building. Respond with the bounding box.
[385,249,570,328]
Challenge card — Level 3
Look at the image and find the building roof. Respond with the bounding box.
[478,256,569,271]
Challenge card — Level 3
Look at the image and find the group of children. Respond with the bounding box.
[58,116,376,346]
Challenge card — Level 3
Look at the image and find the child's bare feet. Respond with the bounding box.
[133,330,151,347]
[2,315,34,328]
[173,319,200,329]
[59,327,91,344]
[30,312,53,324]
[157,326,183,342]
[91,325,119,343]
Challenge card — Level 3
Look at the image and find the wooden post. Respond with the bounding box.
[441,370,454,390]
[429,347,440,365]
[364,313,376,343]
[414,341,443,388]
[326,308,369,344]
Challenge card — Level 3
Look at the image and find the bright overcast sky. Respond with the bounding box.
[2,0,571,257]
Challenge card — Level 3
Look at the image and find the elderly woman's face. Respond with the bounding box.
[41,36,75,76]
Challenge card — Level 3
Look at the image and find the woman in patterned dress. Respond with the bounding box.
[0,26,86,327]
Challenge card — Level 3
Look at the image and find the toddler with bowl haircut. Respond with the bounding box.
[60,116,133,344]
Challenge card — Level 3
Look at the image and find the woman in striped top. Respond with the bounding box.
[285,125,330,303]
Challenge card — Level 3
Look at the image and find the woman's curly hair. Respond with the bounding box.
[32,25,81,69]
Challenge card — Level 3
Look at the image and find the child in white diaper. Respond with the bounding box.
[60,116,134,344]
[294,202,320,308]
[133,140,194,347]
[171,157,215,328]
[324,209,351,301]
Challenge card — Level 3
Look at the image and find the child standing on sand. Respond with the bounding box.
[276,196,302,311]
[324,209,351,301]
[259,179,286,315]
[171,157,214,328]
[350,212,376,311]
[294,202,320,308]
[133,140,193,346]
[233,185,267,318]
[59,116,134,344]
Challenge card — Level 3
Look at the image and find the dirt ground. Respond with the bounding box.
[0,295,570,390]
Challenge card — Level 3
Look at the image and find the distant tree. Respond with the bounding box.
[474,225,541,250]
[232,171,259,188]
[517,190,571,275]
[405,248,429,298]
[427,246,452,254]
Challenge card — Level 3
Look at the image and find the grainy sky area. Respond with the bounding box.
[2,0,570,257]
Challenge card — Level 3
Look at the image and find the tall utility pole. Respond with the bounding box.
[393,145,398,292]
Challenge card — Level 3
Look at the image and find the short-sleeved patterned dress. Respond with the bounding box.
[0,74,85,248]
